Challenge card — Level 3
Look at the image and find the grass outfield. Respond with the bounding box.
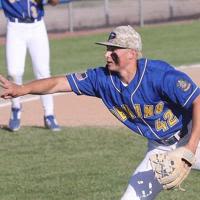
[0,21,200,199]
[0,127,199,200]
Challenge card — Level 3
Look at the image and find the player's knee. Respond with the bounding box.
[121,171,163,200]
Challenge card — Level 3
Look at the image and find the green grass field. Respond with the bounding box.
[0,127,199,200]
[0,21,200,199]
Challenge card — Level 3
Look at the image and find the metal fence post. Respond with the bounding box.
[168,0,174,19]
[104,0,110,26]
[139,0,144,27]
[68,1,74,32]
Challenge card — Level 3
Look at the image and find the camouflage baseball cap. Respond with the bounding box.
[96,25,142,53]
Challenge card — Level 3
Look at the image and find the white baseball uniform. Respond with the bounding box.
[2,0,55,117]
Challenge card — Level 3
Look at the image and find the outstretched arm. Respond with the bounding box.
[0,75,72,99]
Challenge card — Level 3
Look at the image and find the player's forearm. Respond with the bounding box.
[23,76,72,95]
[185,95,200,153]
[22,78,57,95]
[0,75,71,99]
[2,79,56,97]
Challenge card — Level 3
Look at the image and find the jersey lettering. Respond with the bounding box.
[144,105,154,118]
[163,109,178,127]
[111,102,179,132]
[122,104,136,119]
[155,109,179,131]
[155,102,164,114]
[134,104,142,118]
[155,119,168,131]
[113,107,127,121]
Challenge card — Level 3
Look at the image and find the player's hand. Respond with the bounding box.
[0,74,21,99]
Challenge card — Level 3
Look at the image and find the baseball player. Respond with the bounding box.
[0,25,200,199]
[1,0,60,131]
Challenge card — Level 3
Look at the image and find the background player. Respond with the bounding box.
[0,25,200,199]
[1,0,61,131]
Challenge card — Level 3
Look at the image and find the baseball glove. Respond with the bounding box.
[149,147,195,190]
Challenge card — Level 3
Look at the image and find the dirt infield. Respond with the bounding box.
[0,65,199,129]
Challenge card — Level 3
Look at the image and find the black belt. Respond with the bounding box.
[9,17,42,23]
[156,131,187,146]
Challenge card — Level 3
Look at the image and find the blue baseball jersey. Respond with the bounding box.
[67,58,200,141]
[2,0,44,20]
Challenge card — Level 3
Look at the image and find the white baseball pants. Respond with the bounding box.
[6,19,54,116]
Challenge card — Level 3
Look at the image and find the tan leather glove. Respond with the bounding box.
[149,147,195,190]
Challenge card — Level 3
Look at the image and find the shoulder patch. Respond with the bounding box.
[176,79,191,92]
[75,72,88,81]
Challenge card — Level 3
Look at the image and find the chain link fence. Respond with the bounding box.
[0,0,200,35]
